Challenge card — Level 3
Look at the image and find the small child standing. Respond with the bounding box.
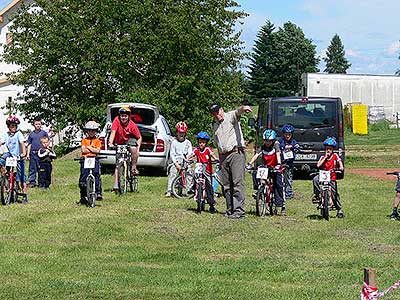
[38,136,56,189]
[187,131,218,214]
[166,122,193,197]
[278,123,301,199]
[79,121,102,205]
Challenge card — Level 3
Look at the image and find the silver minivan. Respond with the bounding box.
[99,103,173,173]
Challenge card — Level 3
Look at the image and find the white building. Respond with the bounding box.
[0,0,34,132]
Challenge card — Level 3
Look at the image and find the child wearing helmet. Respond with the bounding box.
[166,121,193,197]
[248,129,286,215]
[78,121,103,205]
[0,116,28,203]
[278,123,301,199]
[186,131,219,213]
[312,136,344,218]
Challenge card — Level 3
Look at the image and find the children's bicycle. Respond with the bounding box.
[248,165,283,217]
[311,169,342,220]
[75,156,105,207]
[171,159,194,199]
[192,161,220,213]
[112,145,138,195]
[1,156,25,205]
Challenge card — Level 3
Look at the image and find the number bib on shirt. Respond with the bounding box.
[84,157,96,169]
[283,150,294,160]
[319,170,331,183]
[256,167,269,179]
[5,157,17,167]
[194,163,204,175]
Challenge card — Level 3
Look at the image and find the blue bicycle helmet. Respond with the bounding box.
[196,131,210,141]
[323,137,337,148]
[282,123,294,134]
[263,129,276,140]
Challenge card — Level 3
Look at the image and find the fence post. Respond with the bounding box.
[364,268,377,287]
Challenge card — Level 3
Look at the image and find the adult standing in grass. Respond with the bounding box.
[210,103,252,219]
[26,117,48,188]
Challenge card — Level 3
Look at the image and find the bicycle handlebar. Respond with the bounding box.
[387,172,400,176]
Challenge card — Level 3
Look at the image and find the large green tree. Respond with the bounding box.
[3,0,246,134]
[324,34,351,73]
[247,21,319,99]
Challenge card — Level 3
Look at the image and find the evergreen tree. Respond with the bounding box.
[324,34,351,73]
[247,21,319,98]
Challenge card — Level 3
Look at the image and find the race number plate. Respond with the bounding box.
[319,170,331,183]
[84,157,96,169]
[283,150,294,160]
[256,167,269,179]
[5,157,17,167]
[194,163,204,175]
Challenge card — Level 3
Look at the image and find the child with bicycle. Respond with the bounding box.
[311,137,344,218]
[37,136,56,189]
[0,116,28,204]
[278,123,301,199]
[166,121,193,197]
[247,129,286,215]
[78,121,102,205]
[389,175,400,220]
[186,131,218,214]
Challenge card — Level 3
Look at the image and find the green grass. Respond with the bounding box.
[1,159,400,299]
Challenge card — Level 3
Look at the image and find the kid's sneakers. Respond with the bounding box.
[390,212,399,221]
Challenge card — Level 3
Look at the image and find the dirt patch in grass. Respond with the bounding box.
[347,168,398,180]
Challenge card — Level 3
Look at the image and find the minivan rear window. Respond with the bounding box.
[273,101,337,129]
[110,107,156,126]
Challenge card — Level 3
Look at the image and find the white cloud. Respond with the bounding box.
[346,49,359,58]
[387,41,400,56]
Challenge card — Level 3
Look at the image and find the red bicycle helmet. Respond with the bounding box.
[6,115,20,126]
[175,121,188,133]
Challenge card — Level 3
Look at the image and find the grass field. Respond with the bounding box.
[1,149,400,299]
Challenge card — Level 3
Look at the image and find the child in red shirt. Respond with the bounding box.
[248,129,286,215]
[312,137,344,218]
[187,131,218,214]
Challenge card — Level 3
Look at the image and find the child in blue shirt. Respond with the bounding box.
[0,116,28,203]
[278,124,301,199]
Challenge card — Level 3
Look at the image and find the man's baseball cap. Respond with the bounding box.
[209,103,221,113]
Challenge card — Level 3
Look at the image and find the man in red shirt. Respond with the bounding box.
[108,106,142,190]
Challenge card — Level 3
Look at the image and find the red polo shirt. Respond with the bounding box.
[111,117,141,145]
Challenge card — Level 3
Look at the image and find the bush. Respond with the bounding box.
[369,120,391,131]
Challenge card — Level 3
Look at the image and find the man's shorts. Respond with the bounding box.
[126,138,138,147]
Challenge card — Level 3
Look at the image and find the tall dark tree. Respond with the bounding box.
[247,20,277,100]
[324,34,351,73]
[3,0,246,135]
[247,21,319,98]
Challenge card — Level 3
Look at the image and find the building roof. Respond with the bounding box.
[0,0,22,22]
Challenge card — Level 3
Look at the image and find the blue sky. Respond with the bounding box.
[236,0,400,75]
[1,0,399,75]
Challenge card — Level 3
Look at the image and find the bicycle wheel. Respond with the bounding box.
[86,175,96,208]
[171,174,190,199]
[1,176,10,205]
[118,162,128,195]
[321,190,330,220]
[256,189,267,217]
[196,182,203,213]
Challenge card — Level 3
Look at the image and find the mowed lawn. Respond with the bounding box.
[0,157,399,300]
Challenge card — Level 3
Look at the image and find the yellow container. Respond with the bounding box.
[351,104,368,135]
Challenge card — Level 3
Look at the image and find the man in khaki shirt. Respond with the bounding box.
[210,103,252,218]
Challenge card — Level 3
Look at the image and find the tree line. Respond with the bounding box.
[3,0,351,137]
